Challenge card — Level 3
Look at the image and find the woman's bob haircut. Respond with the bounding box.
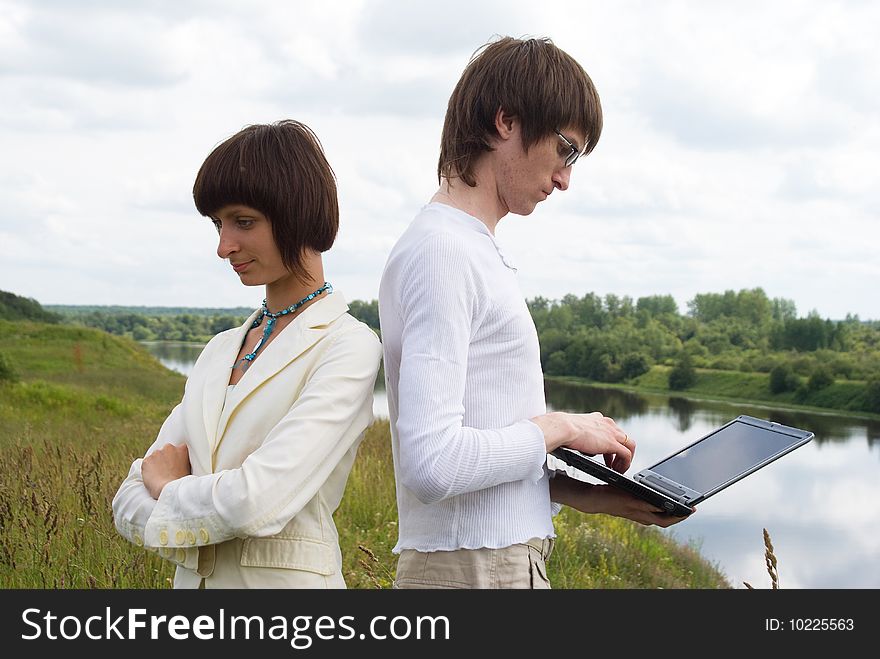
[193,119,338,283]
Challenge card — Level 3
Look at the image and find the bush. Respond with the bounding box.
[708,356,738,370]
[546,351,568,376]
[668,354,696,390]
[0,351,18,383]
[620,353,651,380]
[790,355,815,376]
[742,352,779,373]
[769,364,799,394]
[585,352,613,382]
[865,379,880,414]
[807,366,834,392]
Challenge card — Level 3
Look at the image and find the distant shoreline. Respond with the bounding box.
[545,373,880,421]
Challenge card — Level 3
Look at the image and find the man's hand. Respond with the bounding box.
[550,474,693,527]
[532,411,634,473]
[142,443,191,500]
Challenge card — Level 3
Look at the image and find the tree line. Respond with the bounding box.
[528,288,880,413]
[530,289,878,378]
[0,291,62,324]
[39,299,382,343]
[3,288,878,412]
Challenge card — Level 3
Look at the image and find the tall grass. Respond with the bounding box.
[0,322,182,587]
[336,423,729,589]
[0,320,729,589]
[0,439,173,587]
[335,422,400,588]
[743,528,779,589]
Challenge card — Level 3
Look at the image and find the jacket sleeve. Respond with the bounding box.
[111,401,199,570]
[394,233,546,505]
[139,326,381,549]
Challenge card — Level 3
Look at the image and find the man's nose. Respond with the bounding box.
[553,166,571,192]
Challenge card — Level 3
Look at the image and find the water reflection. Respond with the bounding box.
[868,423,880,447]
[668,397,698,434]
[542,378,880,588]
[544,379,878,448]
[140,341,205,377]
[544,379,648,420]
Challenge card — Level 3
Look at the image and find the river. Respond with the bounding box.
[143,341,880,589]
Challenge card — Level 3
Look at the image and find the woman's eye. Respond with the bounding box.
[212,220,221,233]
[236,218,254,228]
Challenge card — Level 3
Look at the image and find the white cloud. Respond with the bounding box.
[1,0,878,319]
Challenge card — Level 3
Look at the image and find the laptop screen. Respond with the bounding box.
[647,419,807,494]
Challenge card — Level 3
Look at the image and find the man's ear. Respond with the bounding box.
[494,108,518,141]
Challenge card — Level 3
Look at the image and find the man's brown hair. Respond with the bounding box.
[193,120,338,283]
[438,36,603,187]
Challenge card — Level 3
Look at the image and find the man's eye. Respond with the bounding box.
[212,220,221,233]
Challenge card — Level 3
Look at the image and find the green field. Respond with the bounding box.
[0,320,729,588]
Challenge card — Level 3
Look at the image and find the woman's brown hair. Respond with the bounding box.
[193,120,338,283]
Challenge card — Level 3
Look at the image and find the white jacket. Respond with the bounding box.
[112,292,381,588]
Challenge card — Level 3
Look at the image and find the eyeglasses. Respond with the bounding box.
[555,130,584,168]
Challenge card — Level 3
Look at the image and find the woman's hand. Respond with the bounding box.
[142,443,191,500]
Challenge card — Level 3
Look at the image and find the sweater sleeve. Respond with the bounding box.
[394,233,546,504]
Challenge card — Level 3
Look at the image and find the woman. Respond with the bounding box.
[112,120,382,588]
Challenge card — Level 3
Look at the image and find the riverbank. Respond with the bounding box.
[547,366,880,421]
[0,320,729,588]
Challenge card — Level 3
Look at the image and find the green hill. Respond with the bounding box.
[0,289,61,323]
[0,320,729,588]
[0,319,186,587]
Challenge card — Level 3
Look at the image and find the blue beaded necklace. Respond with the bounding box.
[234,281,332,371]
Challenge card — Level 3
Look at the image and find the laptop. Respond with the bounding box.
[550,415,814,517]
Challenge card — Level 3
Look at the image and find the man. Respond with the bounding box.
[379,36,687,589]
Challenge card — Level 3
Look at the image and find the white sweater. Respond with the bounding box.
[379,202,555,553]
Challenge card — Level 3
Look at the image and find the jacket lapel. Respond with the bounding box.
[211,293,350,457]
[201,310,260,460]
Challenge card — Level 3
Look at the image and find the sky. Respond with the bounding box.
[2,0,878,320]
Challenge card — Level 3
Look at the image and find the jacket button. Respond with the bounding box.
[186,530,196,545]
[133,533,144,547]
[199,528,210,544]
[176,549,186,562]
[159,530,168,546]
[175,530,186,545]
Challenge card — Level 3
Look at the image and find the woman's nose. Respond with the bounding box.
[216,228,238,259]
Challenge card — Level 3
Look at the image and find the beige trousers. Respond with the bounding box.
[393,537,555,589]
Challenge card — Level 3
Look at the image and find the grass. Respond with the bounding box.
[743,528,779,590]
[549,509,727,588]
[336,421,729,589]
[0,320,729,589]
[0,321,185,587]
